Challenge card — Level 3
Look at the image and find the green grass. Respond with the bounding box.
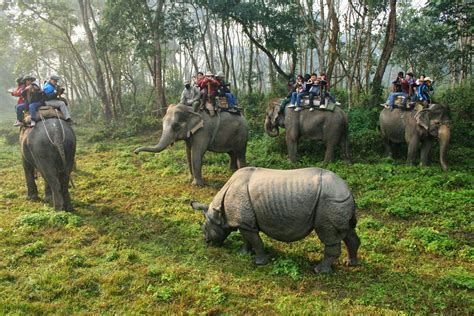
[0,113,473,314]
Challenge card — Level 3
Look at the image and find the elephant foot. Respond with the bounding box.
[254,255,269,265]
[27,194,40,202]
[191,179,205,187]
[345,258,359,267]
[44,196,52,205]
[313,262,333,273]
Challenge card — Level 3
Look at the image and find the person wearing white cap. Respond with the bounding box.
[43,75,72,123]
[180,80,201,111]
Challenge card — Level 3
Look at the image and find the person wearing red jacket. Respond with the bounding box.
[198,72,221,108]
[9,76,26,126]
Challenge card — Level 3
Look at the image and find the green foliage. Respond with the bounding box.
[22,241,46,257]
[17,211,83,228]
[442,268,474,290]
[271,258,302,280]
[407,227,457,256]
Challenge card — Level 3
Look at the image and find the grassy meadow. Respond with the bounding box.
[0,108,473,314]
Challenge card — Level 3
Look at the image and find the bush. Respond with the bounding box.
[437,83,474,147]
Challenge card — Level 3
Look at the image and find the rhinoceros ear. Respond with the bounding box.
[207,205,224,226]
[191,201,208,213]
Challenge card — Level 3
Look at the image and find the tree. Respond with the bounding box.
[371,0,397,106]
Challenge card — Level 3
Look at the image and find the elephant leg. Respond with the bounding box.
[61,173,73,211]
[239,229,268,265]
[406,138,420,166]
[22,159,39,201]
[185,141,193,182]
[236,148,247,169]
[324,141,337,163]
[44,183,52,205]
[383,138,393,158]
[343,229,360,267]
[42,166,64,210]
[286,134,298,163]
[190,146,206,186]
[314,242,341,273]
[228,152,238,171]
[420,139,434,167]
[340,133,352,163]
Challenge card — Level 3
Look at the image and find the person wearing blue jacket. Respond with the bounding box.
[417,76,433,105]
[43,75,72,123]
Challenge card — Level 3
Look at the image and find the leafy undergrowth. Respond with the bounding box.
[0,119,473,314]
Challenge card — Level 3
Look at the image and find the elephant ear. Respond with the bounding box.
[415,109,430,130]
[271,101,281,125]
[186,111,204,138]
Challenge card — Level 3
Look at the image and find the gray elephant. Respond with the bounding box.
[134,104,248,186]
[379,104,451,171]
[20,118,76,211]
[265,100,351,163]
[191,167,360,273]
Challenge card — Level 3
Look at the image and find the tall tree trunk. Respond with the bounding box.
[371,0,397,106]
[153,0,166,113]
[326,0,340,80]
[248,41,254,94]
[78,0,112,121]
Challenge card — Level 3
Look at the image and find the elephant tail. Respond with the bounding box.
[51,120,68,173]
[341,113,352,162]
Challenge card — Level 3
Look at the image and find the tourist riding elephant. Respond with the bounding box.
[20,118,76,211]
[134,104,248,186]
[265,100,351,163]
[379,104,451,171]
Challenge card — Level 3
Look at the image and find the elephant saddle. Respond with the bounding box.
[24,106,65,124]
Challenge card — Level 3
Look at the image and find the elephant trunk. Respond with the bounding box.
[265,116,279,137]
[438,124,450,172]
[134,127,175,154]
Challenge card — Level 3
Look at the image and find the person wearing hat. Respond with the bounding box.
[10,76,26,126]
[180,79,201,111]
[43,75,72,123]
[198,71,221,108]
[18,75,43,127]
[418,76,433,105]
[215,72,238,110]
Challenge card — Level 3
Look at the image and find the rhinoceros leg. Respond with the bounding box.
[314,242,341,273]
[239,229,269,265]
[239,240,254,255]
[343,228,360,266]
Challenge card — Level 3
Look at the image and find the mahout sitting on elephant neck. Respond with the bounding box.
[191,167,360,273]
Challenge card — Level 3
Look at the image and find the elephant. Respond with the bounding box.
[20,117,76,211]
[379,104,451,171]
[265,99,351,163]
[134,104,248,186]
[191,167,360,273]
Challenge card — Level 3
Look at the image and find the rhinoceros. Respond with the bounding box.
[191,167,360,273]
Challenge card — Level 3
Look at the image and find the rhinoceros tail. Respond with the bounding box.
[349,196,357,229]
